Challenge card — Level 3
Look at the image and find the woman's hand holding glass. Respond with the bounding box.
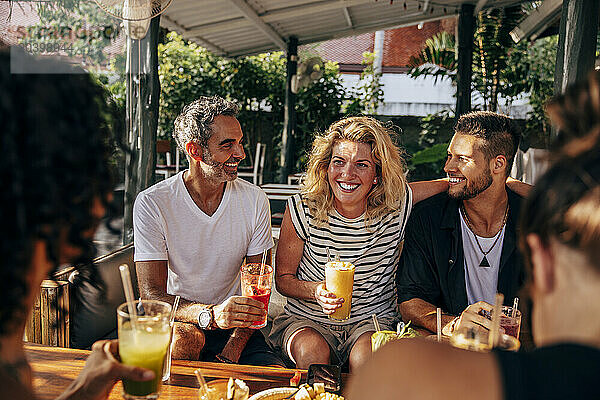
[314,283,344,315]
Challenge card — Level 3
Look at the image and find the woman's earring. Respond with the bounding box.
[373,178,378,184]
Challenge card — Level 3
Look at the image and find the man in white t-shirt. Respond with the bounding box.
[398,111,529,338]
[133,96,283,366]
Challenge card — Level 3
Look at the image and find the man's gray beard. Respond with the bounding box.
[448,169,493,200]
[202,146,237,181]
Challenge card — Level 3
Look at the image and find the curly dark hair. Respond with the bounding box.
[0,49,117,336]
[454,111,521,176]
[172,95,239,151]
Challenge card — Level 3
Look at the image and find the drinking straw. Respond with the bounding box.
[436,307,442,342]
[259,249,268,288]
[334,250,340,262]
[119,264,138,331]
[194,369,211,400]
[511,297,519,318]
[397,321,405,336]
[326,247,331,262]
[372,314,381,332]
[170,295,181,326]
[489,293,504,349]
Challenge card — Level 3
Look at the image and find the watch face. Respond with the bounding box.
[198,309,212,329]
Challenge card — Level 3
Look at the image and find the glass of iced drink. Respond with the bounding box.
[325,261,355,321]
[117,300,172,400]
[500,306,522,339]
[450,326,520,352]
[240,263,273,329]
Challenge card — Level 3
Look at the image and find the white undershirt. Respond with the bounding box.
[459,208,505,305]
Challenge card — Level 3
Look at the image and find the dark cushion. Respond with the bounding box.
[70,244,138,349]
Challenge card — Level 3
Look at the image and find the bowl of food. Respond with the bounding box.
[199,378,250,400]
[248,383,344,400]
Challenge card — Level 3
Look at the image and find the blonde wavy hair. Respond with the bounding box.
[302,116,408,227]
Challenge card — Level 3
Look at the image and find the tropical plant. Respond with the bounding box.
[472,5,526,111]
[407,6,529,112]
[407,31,456,82]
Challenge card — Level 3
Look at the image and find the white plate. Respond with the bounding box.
[248,387,297,400]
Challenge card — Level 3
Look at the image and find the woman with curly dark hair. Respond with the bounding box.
[0,49,154,399]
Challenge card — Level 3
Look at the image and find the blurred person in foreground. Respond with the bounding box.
[269,116,528,370]
[0,48,154,399]
[346,72,600,400]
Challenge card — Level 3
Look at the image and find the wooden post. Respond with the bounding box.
[279,36,298,184]
[455,3,475,119]
[554,0,599,93]
[552,0,599,138]
[123,16,162,244]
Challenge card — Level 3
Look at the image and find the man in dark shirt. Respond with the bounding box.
[398,111,526,334]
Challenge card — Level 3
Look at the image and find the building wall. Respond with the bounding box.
[382,19,456,67]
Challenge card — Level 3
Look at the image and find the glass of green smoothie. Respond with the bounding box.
[117,300,172,399]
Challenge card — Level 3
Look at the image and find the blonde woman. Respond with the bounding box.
[268,117,514,370]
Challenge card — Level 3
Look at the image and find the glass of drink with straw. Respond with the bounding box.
[450,293,520,352]
[240,249,273,329]
[499,297,522,339]
[162,295,180,382]
[118,265,172,399]
[324,251,355,321]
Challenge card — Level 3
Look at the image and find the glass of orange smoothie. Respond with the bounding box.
[325,261,355,321]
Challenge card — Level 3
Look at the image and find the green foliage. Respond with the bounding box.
[145,32,378,177]
[521,36,557,146]
[22,1,122,67]
[415,109,454,147]
[407,6,529,113]
[472,6,526,111]
[343,52,385,115]
[407,31,456,82]
[405,110,455,181]
[406,5,557,151]
[410,143,449,166]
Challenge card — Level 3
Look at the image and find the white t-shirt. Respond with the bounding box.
[133,171,274,305]
[459,208,505,305]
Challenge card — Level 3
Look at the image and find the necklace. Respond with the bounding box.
[460,202,509,268]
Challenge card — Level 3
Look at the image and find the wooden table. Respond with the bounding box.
[25,344,308,400]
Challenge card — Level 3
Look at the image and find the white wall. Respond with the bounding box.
[341,72,532,118]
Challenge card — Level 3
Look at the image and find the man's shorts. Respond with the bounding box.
[201,329,286,367]
[267,313,399,366]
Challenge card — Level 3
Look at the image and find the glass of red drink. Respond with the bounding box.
[500,306,522,339]
[240,263,273,329]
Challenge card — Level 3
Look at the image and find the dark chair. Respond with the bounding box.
[25,244,138,349]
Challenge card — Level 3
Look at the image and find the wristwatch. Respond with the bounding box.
[197,305,215,330]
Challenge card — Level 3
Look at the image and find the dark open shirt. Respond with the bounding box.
[397,189,526,316]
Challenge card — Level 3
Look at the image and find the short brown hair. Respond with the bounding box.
[454,111,521,176]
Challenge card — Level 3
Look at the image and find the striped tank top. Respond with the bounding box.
[284,186,413,325]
